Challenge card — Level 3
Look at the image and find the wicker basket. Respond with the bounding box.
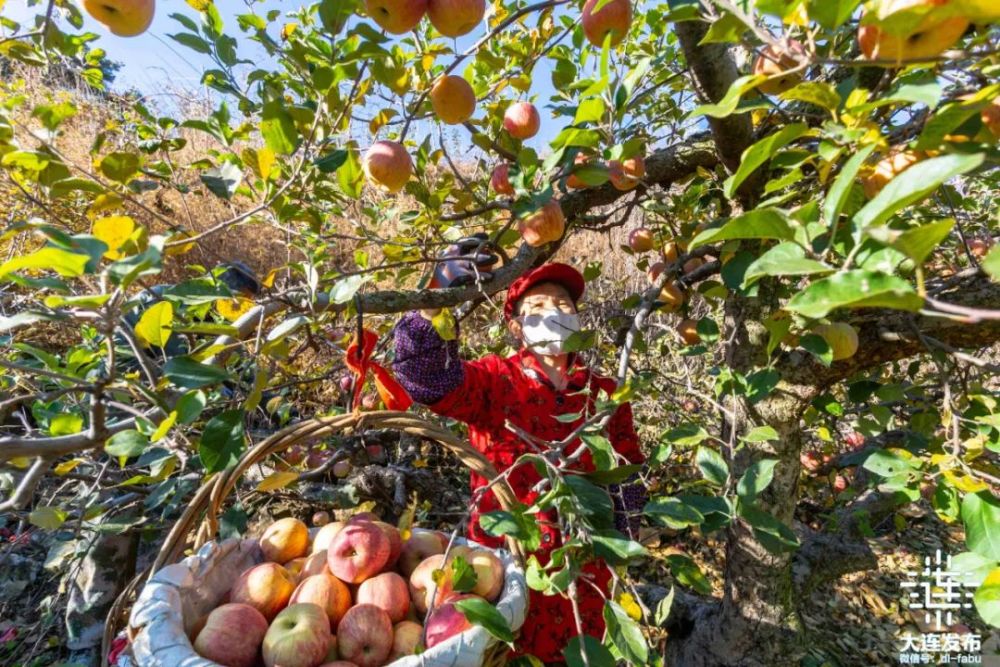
[104,411,529,667]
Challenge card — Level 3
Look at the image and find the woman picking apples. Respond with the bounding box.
[392,239,647,663]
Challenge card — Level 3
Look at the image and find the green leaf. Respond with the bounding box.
[853,153,985,230]
[689,209,794,250]
[564,635,615,667]
[105,430,149,458]
[973,568,1000,626]
[699,11,748,44]
[809,0,862,29]
[449,555,479,593]
[590,529,647,564]
[867,218,955,266]
[784,270,923,318]
[260,100,300,155]
[800,333,833,366]
[199,410,246,473]
[779,82,841,114]
[695,446,728,486]
[643,497,705,529]
[454,597,514,644]
[688,74,766,119]
[738,503,800,554]
[338,144,364,199]
[982,246,1000,282]
[0,247,90,280]
[175,390,207,424]
[479,509,542,551]
[665,553,713,595]
[743,425,779,443]
[201,162,243,199]
[169,32,213,54]
[950,551,997,587]
[742,242,834,288]
[583,464,642,485]
[49,414,83,436]
[163,356,231,389]
[962,491,1000,561]
[574,97,605,124]
[603,601,648,665]
[862,449,916,478]
[314,149,348,173]
[29,506,68,530]
[663,423,709,447]
[135,300,174,349]
[580,433,614,471]
[565,475,614,527]
[824,144,877,226]
[724,123,808,198]
[737,458,779,500]
[98,151,140,183]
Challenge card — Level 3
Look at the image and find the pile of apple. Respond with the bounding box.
[190,512,506,667]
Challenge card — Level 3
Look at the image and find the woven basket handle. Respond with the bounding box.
[151,411,526,574]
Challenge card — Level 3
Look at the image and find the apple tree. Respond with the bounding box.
[1,0,1000,665]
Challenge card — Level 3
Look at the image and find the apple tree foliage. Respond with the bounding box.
[1,0,1000,664]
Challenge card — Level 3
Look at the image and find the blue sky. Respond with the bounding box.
[7,0,563,148]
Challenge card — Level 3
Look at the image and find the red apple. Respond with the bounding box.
[409,554,451,614]
[193,603,268,667]
[676,319,700,346]
[312,521,346,555]
[465,549,504,601]
[427,0,485,37]
[832,475,849,492]
[425,594,479,648]
[262,603,332,667]
[682,257,703,275]
[347,512,380,524]
[609,155,645,191]
[333,460,353,478]
[398,529,447,577]
[490,163,514,196]
[339,375,354,393]
[752,39,808,95]
[565,153,600,190]
[300,550,332,580]
[503,102,540,140]
[230,563,297,621]
[646,261,667,285]
[628,228,654,252]
[389,620,424,660]
[364,0,427,34]
[327,522,391,583]
[518,200,565,247]
[372,521,402,570]
[581,0,631,48]
[356,571,411,622]
[290,574,352,630]
[430,75,476,125]
[363,140,413,194]
[312,511,331,527]
[336,604,393,667]
[858,0,968,62]
[261,517,310,564]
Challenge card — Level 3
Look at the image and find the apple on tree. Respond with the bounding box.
[362,140,413,194]
[503,101,540,140]
[427,0,485,37]
[83,0,155,37]
[490,163,515,196]
[751,39,808,95]
[430,75,476,125]
[628,227,654,252]
[518,200,565,247]
[813,322,859,361]
[581,0,632,48]
[364,0,427,34]
[858,0,969,62]
[609,155,645,191]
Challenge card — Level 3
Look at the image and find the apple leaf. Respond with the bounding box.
[784,270,923,319]
[455,596,514,644]
[449,555,479,593]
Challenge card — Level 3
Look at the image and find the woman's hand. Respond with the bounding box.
[428,232,500,289]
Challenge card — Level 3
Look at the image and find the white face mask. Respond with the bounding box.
[517,309,581,355]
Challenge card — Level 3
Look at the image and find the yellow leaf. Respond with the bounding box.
[412,457,429,468]
[216,297,255,321]
[87,193,123,217]
[511,75,532,92]
[135,300,174,348]
[397,495,418,541]
[165,231,197,256]
[816,426,832,442]
[617,591,643,621]
[369,108,398,135]
[92,215,136,260]
[151,411,178,441]
[8,457,30,469]
[281,23,298,40]
[422,54,435,71]
[262,268,279,288]
[54,459,84,475]
[257,147,275,181]
[783,2,808,25]
[186,0,213,9]
[942,469,988,493]
[256,471,300,492]
[29,506,67,530]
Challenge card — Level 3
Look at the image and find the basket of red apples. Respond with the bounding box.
[108,412,528,667]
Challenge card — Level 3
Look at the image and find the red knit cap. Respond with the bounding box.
[503,263,585,320]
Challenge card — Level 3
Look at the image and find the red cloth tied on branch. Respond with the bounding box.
[346,328,413,411]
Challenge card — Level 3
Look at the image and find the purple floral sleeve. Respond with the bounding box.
[392,311,466,405]
[609,467,648,540]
